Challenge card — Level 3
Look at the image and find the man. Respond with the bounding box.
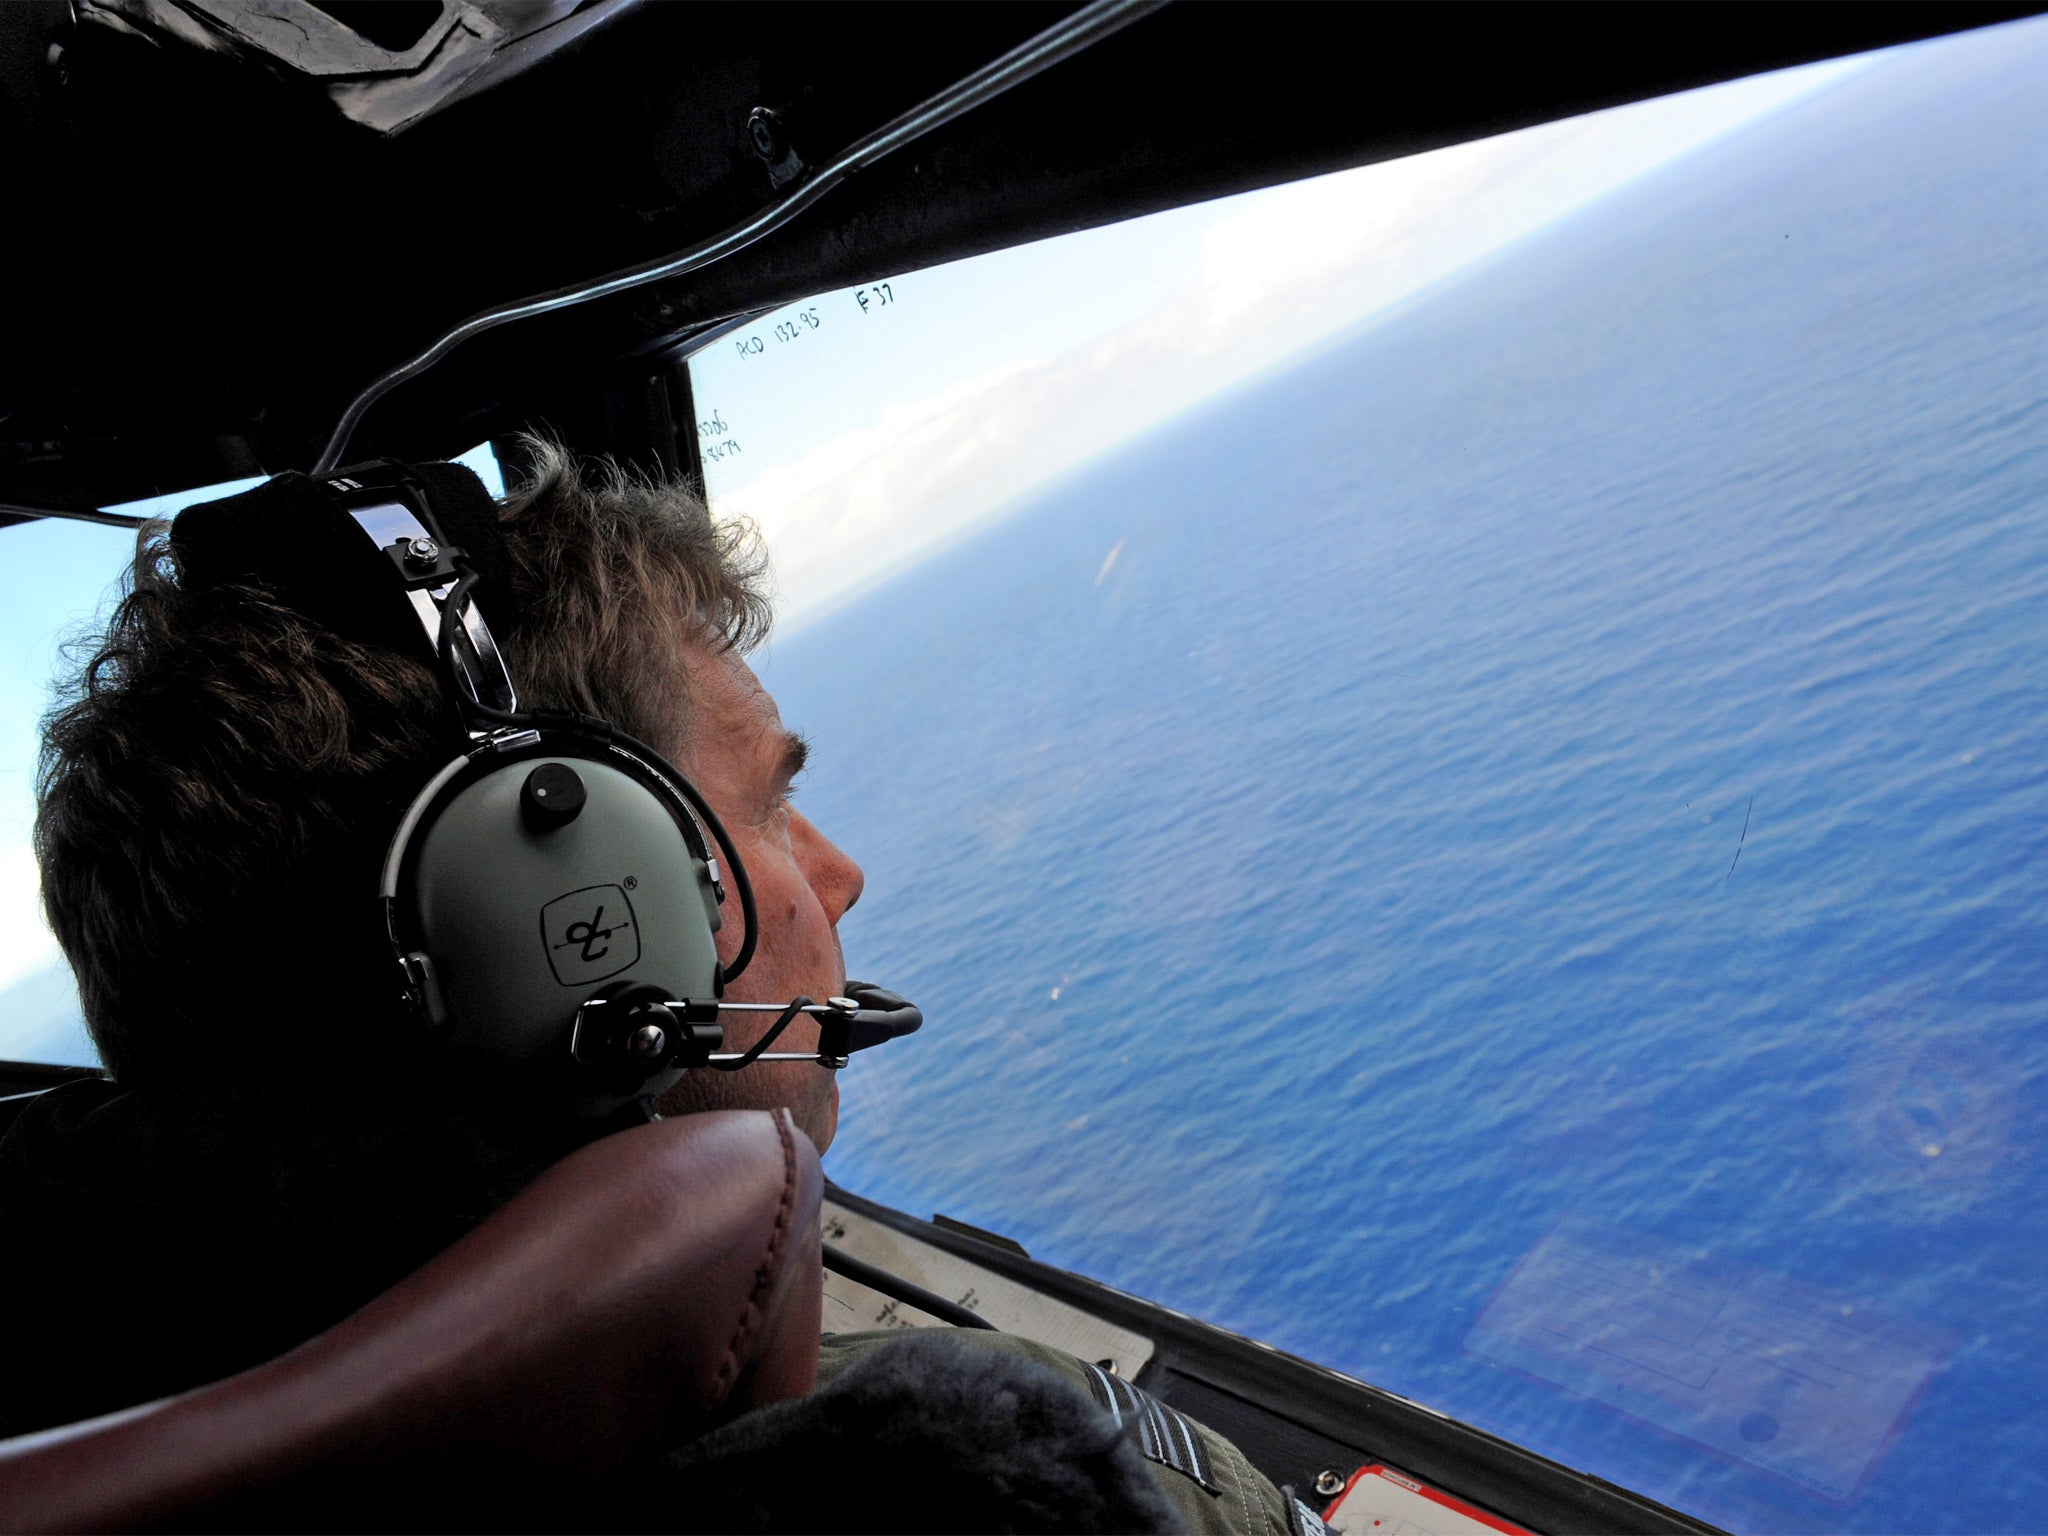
[10,443,1300,1534]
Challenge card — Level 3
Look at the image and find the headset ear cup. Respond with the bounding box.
[384,734,729,1116]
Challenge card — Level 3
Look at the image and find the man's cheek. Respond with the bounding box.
[714,911,744,967]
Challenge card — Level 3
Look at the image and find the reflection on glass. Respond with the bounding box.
[1468,1221,1955,1501]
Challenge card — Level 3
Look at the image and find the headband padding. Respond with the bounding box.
[402,460,509,589]
[170,461,508,664]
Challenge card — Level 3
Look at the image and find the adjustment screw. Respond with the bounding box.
[746,106,787,162]
[404,536,439,565]
[628,1023,668,1060]
[1313,1469,1346,1499]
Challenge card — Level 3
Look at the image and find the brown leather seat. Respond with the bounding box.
[0,1108,823,1534]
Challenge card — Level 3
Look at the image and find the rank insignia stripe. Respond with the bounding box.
[1082,1360,1219,1494]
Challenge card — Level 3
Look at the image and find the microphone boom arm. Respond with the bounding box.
[572,981,922,1076]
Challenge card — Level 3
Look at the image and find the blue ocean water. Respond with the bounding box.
[763,23,2048,1535]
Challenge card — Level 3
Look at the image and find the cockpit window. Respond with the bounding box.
[0,519,132,1068]
[0,444,504,1070]
[689,19,2048,1534]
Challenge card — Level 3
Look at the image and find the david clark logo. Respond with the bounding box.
[540,884,640,985]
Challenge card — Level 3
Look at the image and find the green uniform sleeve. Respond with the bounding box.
[820,1330,1295,1536]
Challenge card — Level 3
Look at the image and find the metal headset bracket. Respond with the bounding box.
[329,474,521,731]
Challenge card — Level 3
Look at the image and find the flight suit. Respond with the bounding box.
[820,1331,1322,1536]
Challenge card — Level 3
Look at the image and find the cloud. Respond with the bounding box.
[729,286,1239,624]
[728,56,1869,628]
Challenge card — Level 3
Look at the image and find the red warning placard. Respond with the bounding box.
[1323,1464,1531,1536]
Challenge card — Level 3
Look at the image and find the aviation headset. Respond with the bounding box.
[171,459,919,1120]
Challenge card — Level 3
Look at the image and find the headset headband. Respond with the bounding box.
[171,462,511,682]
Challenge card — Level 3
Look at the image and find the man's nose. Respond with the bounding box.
[793,810,864,920]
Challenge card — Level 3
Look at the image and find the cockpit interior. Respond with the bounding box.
[4,4,2045,1532]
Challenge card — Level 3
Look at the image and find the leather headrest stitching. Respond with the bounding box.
[712,1109,804,1407]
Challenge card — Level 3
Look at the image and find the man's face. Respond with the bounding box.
[653,642,864,1152]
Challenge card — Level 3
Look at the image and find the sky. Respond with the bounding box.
[689,51,1875,631]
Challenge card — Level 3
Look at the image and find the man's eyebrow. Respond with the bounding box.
[771,730,810,794]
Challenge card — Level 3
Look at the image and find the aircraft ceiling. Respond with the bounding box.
[1,1,2037,511]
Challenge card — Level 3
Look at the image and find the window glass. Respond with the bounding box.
[0,520,134,1067]
[0,443,506,1070]
[689,19,2048,1534]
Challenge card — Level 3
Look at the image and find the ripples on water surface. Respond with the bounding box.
[767,23,2048,1533]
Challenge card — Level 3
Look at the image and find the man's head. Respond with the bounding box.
[36,441,860,1149]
